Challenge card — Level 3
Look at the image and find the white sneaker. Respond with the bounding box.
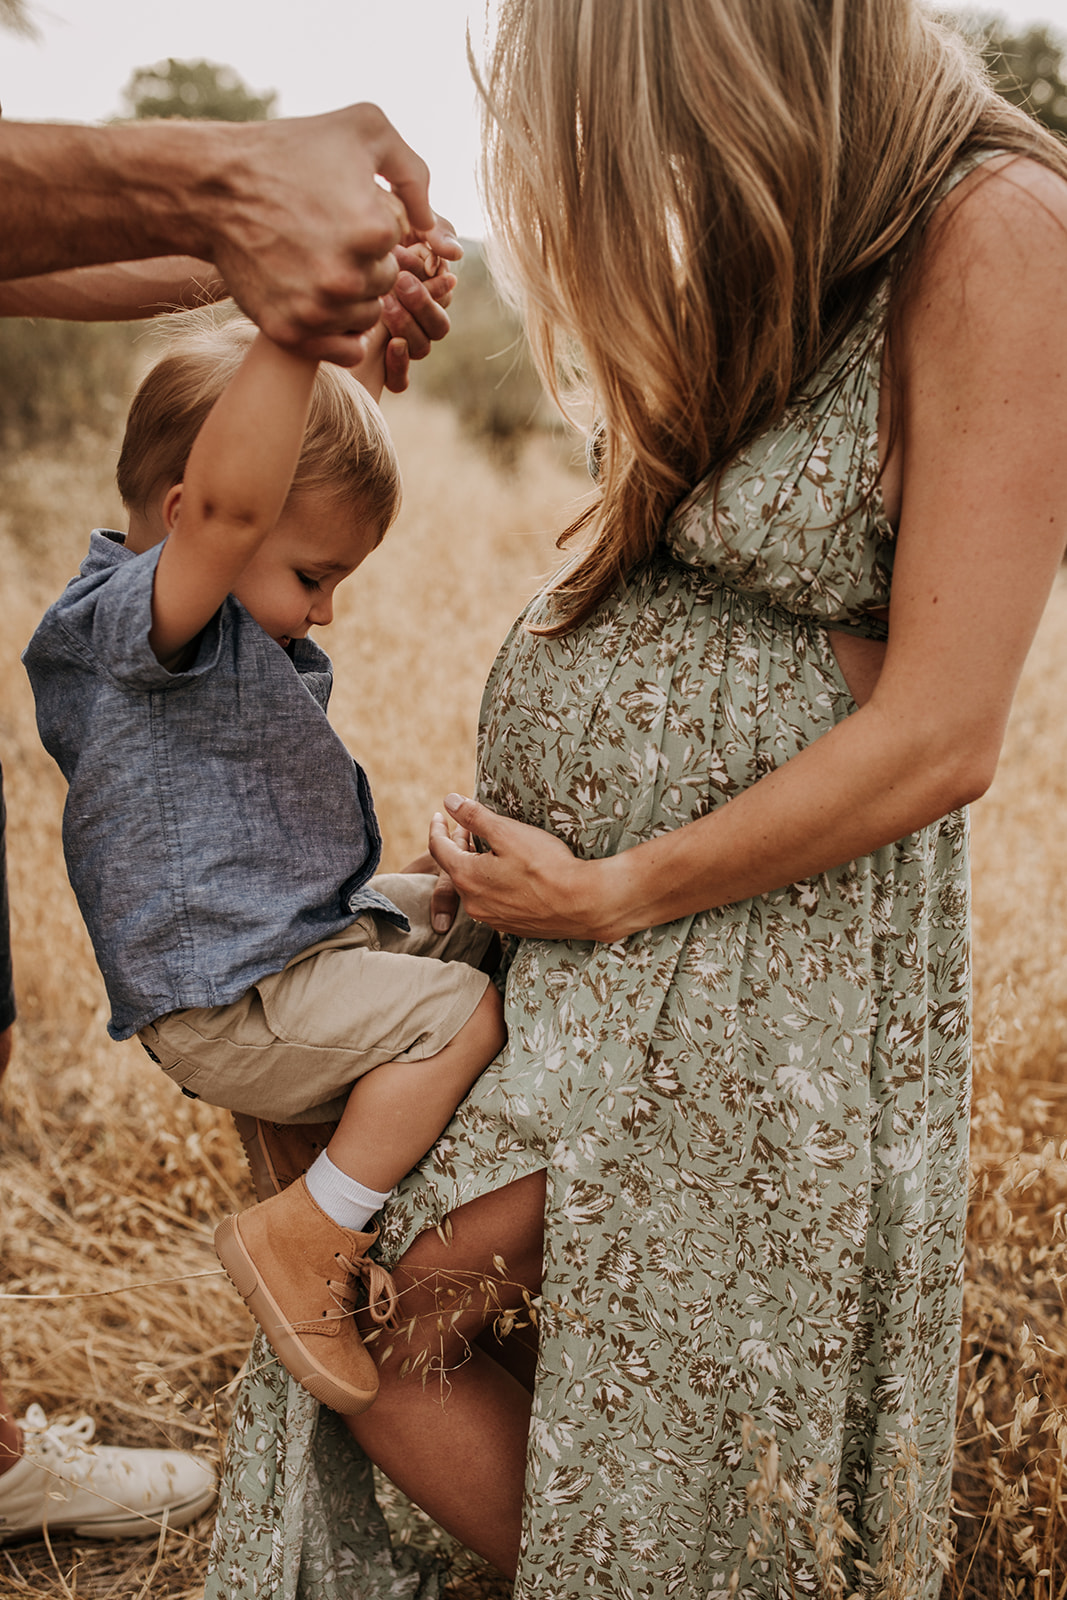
[0,1405,216,1542]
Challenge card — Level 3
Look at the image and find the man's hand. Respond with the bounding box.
[205,105,460,364]
[0,105,459,366]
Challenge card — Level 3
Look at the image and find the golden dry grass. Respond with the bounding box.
[0,399,1064,1598]
[0,398,575,1599]
[951,574,1067,1599]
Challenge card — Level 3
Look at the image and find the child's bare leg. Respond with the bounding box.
[325,983,505,1192]
[347,1169,546,1578]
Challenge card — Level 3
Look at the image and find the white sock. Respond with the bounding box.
[304,1150,393,1232]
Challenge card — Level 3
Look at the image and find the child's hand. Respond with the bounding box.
[401,825,471,934]
[377,227,460,395]
[344,319,392,401]
[344,217,459,399]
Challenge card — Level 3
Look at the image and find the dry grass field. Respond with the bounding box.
[0,391,1065,1599]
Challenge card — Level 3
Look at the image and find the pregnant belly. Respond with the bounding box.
[480,563,884,871]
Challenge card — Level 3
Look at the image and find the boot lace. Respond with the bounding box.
[334,1250,399,1330]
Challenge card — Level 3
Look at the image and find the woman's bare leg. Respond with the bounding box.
[0,1369,21,1474]
[475,1319,538,1393]
[346,1169,546,1578]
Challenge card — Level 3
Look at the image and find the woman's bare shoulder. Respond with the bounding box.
[926,151,1067,268]
[896,151,1067,370]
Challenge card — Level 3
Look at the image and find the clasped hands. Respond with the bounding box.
[356,232,459,397]
[212,103,462,368]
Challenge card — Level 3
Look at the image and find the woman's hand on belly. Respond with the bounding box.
[443,163,1067,945]
[429,799,612,942]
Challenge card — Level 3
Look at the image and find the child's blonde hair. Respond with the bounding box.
[117,313,401,533]
[477,0,1067,633]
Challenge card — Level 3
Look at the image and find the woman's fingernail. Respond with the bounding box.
[445,793,469,812]
[432,914,450,932]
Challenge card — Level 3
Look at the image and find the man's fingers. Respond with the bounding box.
[325,250,399,309]
[337,101,433,234]
[372,128,435,234]
[378,186,410,240]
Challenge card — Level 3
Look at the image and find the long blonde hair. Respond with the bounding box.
[477,0,1067,633]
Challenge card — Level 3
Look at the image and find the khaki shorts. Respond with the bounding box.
[137,874,493,1123]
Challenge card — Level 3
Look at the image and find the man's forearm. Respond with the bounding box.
[0,104,439,360]
[0,257,227,319]
[0,120,229,279]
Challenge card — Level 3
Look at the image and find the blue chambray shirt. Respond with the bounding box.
[23,530,405,1039]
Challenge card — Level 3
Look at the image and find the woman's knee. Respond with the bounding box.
[406,1169,545,1279]
[369,1172,547,1368]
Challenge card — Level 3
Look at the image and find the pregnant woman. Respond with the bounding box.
[208,3,1067,1595]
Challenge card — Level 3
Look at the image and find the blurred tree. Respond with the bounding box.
[953,10,1067,135]
[407,242,558,459]
[988,23,1067,134]
[0,319,137,446]
[0,0,37,39]
[120,58,277,122]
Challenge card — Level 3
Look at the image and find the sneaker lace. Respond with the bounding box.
[20,1404,98,1473]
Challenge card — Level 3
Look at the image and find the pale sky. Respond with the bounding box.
[0,1,491,237]
[955,0,1067,33]
[2,2,1066,242]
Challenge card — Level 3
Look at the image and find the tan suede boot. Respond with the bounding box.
[230,1113,339,1201]
[214,1178,398,1415]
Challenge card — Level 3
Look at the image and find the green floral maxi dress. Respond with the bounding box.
[206,286,970,1599]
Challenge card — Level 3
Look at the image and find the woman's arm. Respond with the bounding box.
[146,333,318,665]
[431,158,1067,942]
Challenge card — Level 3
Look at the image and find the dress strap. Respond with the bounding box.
[928,146,1009,210]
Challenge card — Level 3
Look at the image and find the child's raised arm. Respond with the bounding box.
[147,332,318,666]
